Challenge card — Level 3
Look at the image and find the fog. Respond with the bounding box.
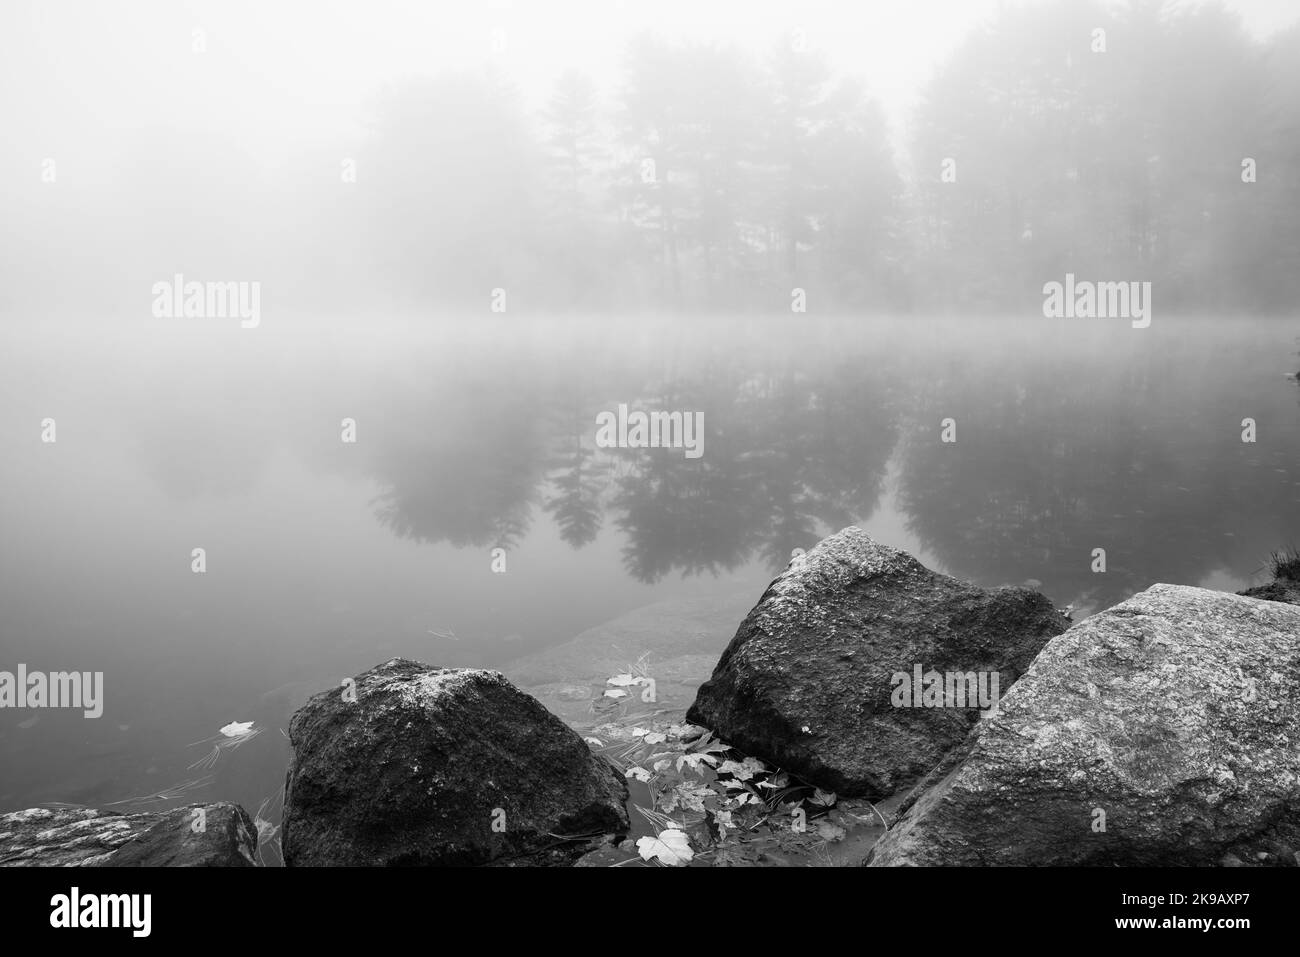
[3,0,1299,321]
[1,0,1298,848]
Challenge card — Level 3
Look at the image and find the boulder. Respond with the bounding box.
[686,527,1068,798]
[0,803,256,866]
[866,584,1300,866]
[281,658,628,866]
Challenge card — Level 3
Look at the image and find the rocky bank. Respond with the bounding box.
[6,529,1298,867]
[686,527,1069,798]
[0,803,256,866]
[280,658,628,866]
[866,583,1300,866]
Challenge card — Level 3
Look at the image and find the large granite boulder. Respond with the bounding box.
[686,527,1068,798]
[866,584,1300,866]
[0,803,256,866]
[282,658,629,866]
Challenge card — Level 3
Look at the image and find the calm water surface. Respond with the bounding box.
[1,315,1297,837]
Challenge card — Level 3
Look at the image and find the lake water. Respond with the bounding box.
[1,314,1297,842]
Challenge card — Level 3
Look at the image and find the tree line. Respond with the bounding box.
[355,0,1300,316]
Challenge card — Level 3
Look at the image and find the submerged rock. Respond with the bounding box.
[281,658,628,866]
[0,803,256,866]
[866,584,1300,866]
[686,527,1068,798]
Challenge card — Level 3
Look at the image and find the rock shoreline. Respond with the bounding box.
[281,659,628,866]
[0,804,256,867]
[686,527,1069,798]
[866,583,1300,866]
[4,526,1298,866]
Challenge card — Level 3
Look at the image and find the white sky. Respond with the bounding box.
[2,0,1296,163]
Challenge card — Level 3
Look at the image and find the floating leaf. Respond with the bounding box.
[676,752,719,774]
[664,780,712,814]
[636,829,694,866]
[220,721,254,737]
[641,732,667,745]
[718,756,766,781]
[721,786,762,810]
[809,788,837,807]
[689,731,731,755]
[606,674,640,687]
[603,689,628,699]
[625,766,652,782]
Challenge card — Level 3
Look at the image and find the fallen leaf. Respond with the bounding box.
[715,760,745,778]
[664,780,712,813]
[637,829,694,866]
[676,752,719,774]
[690,732,731,755]
[718,756,766,781]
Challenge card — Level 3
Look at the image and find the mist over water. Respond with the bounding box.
[2,314,1296,816]
[2,0,1299,872]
